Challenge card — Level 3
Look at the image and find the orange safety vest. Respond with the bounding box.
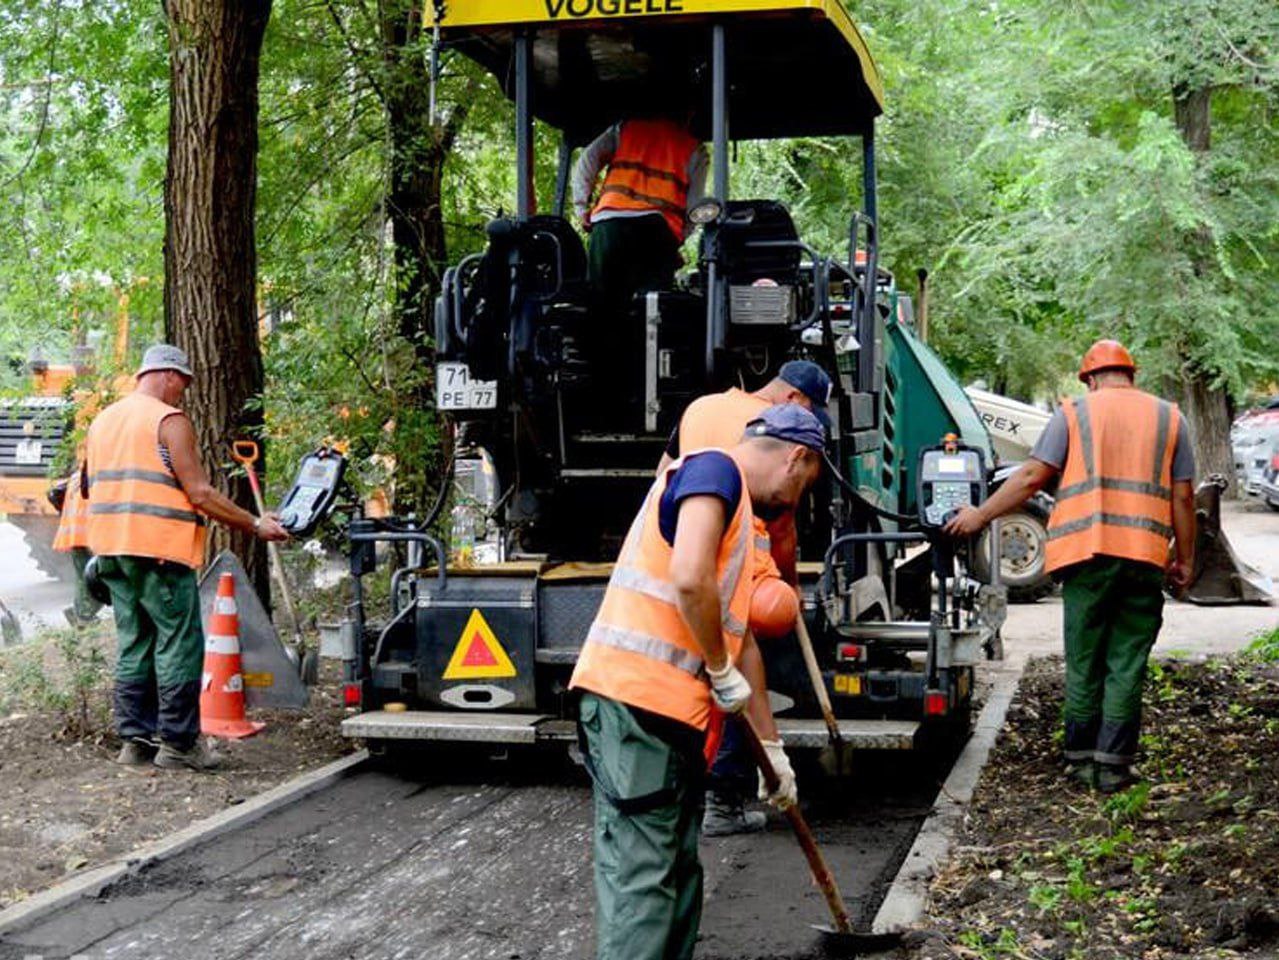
[85,393,206,569]
[678,388,781,581]
[570,453,757,731]
[591,118,699,242]
[1045,388,1179,574]
[52,467,90,552]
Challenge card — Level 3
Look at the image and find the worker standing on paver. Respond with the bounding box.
[944,340,1196,793]
[52,460,102,627]
[85,344,289,772]
[571,405,824,960]
[657,360,832,835]
[572,112,707,308]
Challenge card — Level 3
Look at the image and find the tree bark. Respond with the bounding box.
[1172,81,1236,494]
[163,0,273,595]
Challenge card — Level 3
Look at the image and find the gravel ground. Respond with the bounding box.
[0,627,353,910]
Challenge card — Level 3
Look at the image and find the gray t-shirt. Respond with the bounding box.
[1030,401,1195,481]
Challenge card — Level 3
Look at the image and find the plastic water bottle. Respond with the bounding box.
[450,503,475,565]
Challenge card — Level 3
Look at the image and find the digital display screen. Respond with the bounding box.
[302,459,338,485]
[936,456,968,475]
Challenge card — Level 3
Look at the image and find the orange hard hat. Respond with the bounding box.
[1078,339,1136,383]
[749,577,800,640]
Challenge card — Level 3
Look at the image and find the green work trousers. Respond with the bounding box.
[579,693,705,960]
[96,555,205,749]
[587,214,681,315]
[69,546,104,624]
[1060,555,1165,767]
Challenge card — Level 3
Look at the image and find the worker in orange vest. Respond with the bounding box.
[571,404,824,960]
[658,359,832,835]
[945,340,1196,792]
[84,345,289,772]
[572,113,707,310]
[52,461,101,627]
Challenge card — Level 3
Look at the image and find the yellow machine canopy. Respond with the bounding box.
[433,0,884,144]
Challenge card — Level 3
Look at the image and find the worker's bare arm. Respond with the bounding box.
[737,631,780,740]
[160,415,287,540]
[656,452,674,474]
[1167,479,1196,589]
[669,494,730,671]
[943,458,1058,537]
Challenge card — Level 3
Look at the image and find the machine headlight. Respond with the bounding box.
[688,199,723,226]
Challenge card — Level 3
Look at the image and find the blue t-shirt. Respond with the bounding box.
[658,451,743,545]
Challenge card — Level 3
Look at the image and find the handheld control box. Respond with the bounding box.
[917,441,986,529]
[278,448,347,537]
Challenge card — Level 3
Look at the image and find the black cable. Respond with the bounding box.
[821,451,921,527]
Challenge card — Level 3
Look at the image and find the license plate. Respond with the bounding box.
[436,363,498,411]
[13,439,42,465]
[833,674,862,696]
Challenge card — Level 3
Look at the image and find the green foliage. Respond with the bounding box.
[0,628,110,737]
[1247,625,1279,661]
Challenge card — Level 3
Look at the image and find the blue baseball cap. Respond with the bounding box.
[777,360,832,427]
[744,404,827,453]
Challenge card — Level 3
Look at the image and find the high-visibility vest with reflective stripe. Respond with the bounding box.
[677,387,781,581]
[85,393,206,568]
[52,467,90,552]
[570,452,756,731]
[1045,388,1178,573]
[592,118,699,242]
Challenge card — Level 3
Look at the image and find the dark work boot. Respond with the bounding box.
[115,736,159,766]
[154,740,223,772]
[1096,764,1139,794]
[702,792,767,837]
[1065,759,1097,789]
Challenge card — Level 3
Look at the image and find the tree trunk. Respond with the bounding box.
[163,0,273,595]
[378,0,465,514]
[1172,81,1236,495]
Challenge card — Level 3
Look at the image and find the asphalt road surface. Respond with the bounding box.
[0,747,947,960]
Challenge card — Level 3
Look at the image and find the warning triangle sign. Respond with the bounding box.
[442,608,517,680]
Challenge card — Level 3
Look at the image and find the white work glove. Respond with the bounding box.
[707,660,752,714]
[757,738,798,811]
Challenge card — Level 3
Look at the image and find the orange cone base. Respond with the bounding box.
[202,717,266,739]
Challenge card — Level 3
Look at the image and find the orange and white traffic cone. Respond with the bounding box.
[200,572,265,739]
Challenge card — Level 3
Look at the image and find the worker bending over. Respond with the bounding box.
[659,359,832,835]
[571,404,824,960]
[52,460,102,627]
[572,113,707,311]
[85,344,289,772]
[945,340,1195,792]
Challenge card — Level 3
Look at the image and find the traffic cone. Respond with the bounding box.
[200,572,265,739]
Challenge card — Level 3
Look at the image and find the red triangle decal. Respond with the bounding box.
[461,632,498,667]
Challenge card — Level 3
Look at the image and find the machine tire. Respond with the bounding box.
[972,496,1055,603]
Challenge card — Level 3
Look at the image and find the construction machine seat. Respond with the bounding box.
[707,200,802,286]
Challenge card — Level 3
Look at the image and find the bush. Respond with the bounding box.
[0,628,111,738]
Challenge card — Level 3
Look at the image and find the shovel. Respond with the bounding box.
[739,713,896,954]
[231,441,317,686]
[794,612,856,776]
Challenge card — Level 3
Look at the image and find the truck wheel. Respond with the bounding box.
[973,498,1054,603]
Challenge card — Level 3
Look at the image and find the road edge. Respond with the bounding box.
[0,748,369,936]
[871,659,1025,935]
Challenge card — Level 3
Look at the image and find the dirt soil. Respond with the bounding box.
[0,627,354,910]
[906,654,1279,960]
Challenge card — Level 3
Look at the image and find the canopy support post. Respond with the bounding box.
[515,31,534,220]
[705,21,729,380]
[861,123,877,229]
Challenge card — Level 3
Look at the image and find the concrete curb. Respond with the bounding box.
[0,749,369,936]
[871,660,1025,935]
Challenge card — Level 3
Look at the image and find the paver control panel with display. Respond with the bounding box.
[917,442,987,528]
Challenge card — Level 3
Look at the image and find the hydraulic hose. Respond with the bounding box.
[821,451,921,528]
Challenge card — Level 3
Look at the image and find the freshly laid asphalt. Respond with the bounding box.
[0,748,946,960]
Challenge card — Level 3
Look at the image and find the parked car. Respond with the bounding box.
[1259,436,1279,512]
[1231,403,1279,496]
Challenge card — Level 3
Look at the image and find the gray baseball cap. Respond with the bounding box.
[137,344,193,379]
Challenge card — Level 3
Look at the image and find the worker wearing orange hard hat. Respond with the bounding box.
[945,339,1197,793]
[657,360,830,836]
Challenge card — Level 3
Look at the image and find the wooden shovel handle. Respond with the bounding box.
[794,613,842,744]
[738,714,854,934]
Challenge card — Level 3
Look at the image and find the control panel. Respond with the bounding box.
[278,448,347,537]
[917,439,986,529]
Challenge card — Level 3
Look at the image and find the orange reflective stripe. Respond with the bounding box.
[1045,390,1177,572]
